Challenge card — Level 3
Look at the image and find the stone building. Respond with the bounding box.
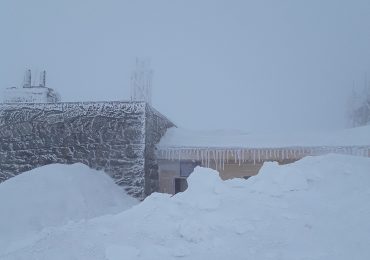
[1,71,370,198]
[0,101,174,199]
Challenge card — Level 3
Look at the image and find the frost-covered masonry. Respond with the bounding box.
[0,101,174,198]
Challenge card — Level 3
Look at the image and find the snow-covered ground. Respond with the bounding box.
[1,154,370,259]
[158,125,370,148]
[0,163,138,255]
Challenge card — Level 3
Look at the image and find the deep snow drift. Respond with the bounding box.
[1,155,370,259]
[0,163,138,254]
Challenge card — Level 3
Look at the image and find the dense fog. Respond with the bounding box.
[1,0,369,133]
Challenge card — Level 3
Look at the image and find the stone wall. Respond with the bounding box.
[0,101,174,198]
[144,105,176,196]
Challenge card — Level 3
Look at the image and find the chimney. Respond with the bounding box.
[39,70,46,87]
[23,69,31,88]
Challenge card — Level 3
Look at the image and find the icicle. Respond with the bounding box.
[253,149,256,165]
[202,149,205,167]
[214,150,217,169]
[211,150,215,170]
[204,149,207,166]
[218,150,221,170]
[207,149,210,168]
[201,150,204,166]
[216,150,219,170]
[237,149,240,166]
[205,149,207,166]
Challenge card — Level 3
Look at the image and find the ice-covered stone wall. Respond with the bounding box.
[0,101,174,198]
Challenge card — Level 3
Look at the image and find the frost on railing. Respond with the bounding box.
[156,146,370,170]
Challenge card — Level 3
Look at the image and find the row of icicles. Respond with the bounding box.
[157,146,370,171]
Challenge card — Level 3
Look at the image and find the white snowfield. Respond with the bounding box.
[0,163,138,255]
[1,155,370,260]
[158,125,370,148]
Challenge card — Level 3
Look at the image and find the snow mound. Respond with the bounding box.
[2,155,370,260]
[0,163,138,254]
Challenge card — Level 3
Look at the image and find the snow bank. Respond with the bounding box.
[158,125,370,148]
[0,163,138,254]
[2,155,370,260]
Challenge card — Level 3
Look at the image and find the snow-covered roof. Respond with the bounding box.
[158,125,370,149]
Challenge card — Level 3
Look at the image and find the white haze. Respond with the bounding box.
[0,0,369,133]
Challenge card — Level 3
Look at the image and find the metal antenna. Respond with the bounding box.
[130,58,153,105]
[39,70,46,87]
[23,69,31,88]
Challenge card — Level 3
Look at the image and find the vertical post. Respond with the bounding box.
[130,58,153,105]
[23,69,31,88]
[39,70,46,87]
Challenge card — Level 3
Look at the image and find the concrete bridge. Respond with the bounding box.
[0,101,174,198]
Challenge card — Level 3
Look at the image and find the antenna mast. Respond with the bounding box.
[39,70,46,87]
[130,58,153,105]
[23,69,31,88]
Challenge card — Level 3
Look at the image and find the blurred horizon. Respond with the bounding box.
[1,0,370,133]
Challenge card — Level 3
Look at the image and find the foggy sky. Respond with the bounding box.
[1,0,370,133]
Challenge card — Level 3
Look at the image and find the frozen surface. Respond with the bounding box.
[1,155,370,259]
[0,163,138,254]
[158,125,370,148]
[2,86,60,103]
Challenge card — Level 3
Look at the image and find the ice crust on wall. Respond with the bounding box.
[2,86,60,103]
[0,101,174,198]
[2,154,370,260]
